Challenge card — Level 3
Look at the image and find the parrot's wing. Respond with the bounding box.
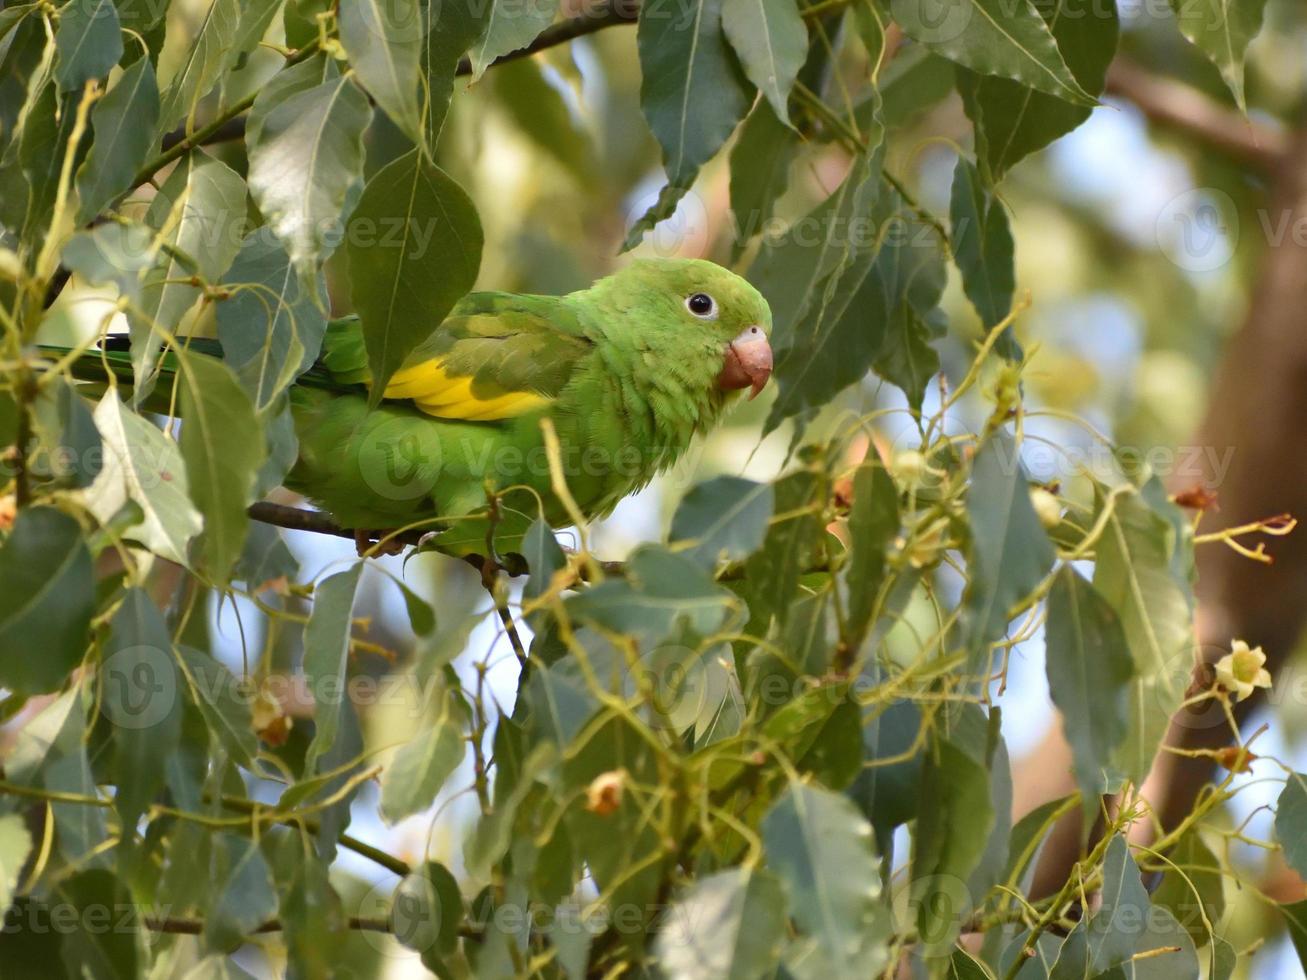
[313,293,592,421]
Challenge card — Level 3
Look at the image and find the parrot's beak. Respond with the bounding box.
[718,327,773,399]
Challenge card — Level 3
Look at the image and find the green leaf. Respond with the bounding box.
[765,183,947,428]
[247,74,373,278]
[54,0,121,92]
[912,738,995,952]
[338,0,423,141]
[303,563,364,770]
[203,834,279,952]
[0,814,31,916]
[245,53,337,144]
[56,870,140,976]
[843,455,899,646]
[1045,566,1134,816]
[949,156,1018,359]
[1151,831,1225,946]
[670,476,774,569]
[177,647,258,768]
[422,0,492,147]
[380,692,467,822]
[157,0,242,131]
[103,588,183,834]
[178,353,267,583]
[849,697,922,855]
[1283,901,1307,971]
[468,0,558,81]
[131,151,246,399]
[347,149,483,399]
[464,737,556,878]
[62,222,158,303]
[82,391,202,564]
[1167,0,1268,110]
[30,376,101,490]
[720,0,807,126]
[655,868,787,979]
[762,784,888,976]
[0,507,93,693]
[627,0,754,250]
[742,468,824,627]
[950,949,996,980]
[965,434,1055,663]
[522,518,566,610]
[1276,773,1307,880]
[1093,487,1194,784]
[958,0,1118,182]
[566,544,735,649]
[75,54,159,222]
[391,862,462,958]
[1049,835,1150,977]
[728,100,799,256]
[217,233,331,411]
[891,0,1094,105]
[272,832,346,977]
[750,152,881,339]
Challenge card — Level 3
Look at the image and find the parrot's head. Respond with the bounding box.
[596,258,774,400]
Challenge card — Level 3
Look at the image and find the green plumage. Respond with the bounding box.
[51,258,773,557]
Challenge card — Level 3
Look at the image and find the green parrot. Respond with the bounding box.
[55,257,774,559]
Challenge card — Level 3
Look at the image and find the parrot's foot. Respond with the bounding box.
[353,529,407,557]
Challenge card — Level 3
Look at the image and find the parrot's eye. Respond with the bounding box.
[685,293,717,319]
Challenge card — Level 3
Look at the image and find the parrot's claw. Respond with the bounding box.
[353,529,407,558]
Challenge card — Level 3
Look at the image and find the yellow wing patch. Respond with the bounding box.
[383,359,551,421]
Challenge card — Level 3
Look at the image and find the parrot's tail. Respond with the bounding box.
[39,337,228,413]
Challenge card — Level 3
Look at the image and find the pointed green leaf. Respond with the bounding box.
[628,0,754,250]
[1276,772,1307,880]
[728,99,799,256]
[54,0,121,92]
[347,149,483,399]
[177,647,258,768]
[178,353,267,583]
[655,869,787,979]
[203,834,278,952]
[247,74,372,277]
[217,233,331,411]
[966,434,1055,662]
[103,588,183,833]
[1283,900,1307,972]
[670,476,774,569]
[892,0,1094,105]
[82,391,202,564]
[75,54,159,222]
[422,0,492,147]
[950,156,1019,358]
[380,693,467,822]
[762,784,889,976]
[843,455,899,644]
[721,0,807,125]
[468,0,558,81]
[0,507,93,693]
[1167,0,1268,110]
[958,0,1118,182]
[1045,566,1135,814]
[157,0,242,131]
[338,0,423,141]
[303,563,364,769]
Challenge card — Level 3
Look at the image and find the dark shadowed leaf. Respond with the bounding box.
[1283,901,1307,971]
[950,157,1018,358]
[422,0,491,147]
[348,149,483,398]
[303,563,364,770]
[1276,773,1307,879]
[204,834,279,952]
[1049,835,1150,977]
[56,870,140,976]
[177,646,258,768]
[0,507,93,693]
[843,454,899,645]
[1152,830,1225,946]
[627,0,754,249]
[728,100,799,256]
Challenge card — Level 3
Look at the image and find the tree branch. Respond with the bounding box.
[1104,54,1287,173]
